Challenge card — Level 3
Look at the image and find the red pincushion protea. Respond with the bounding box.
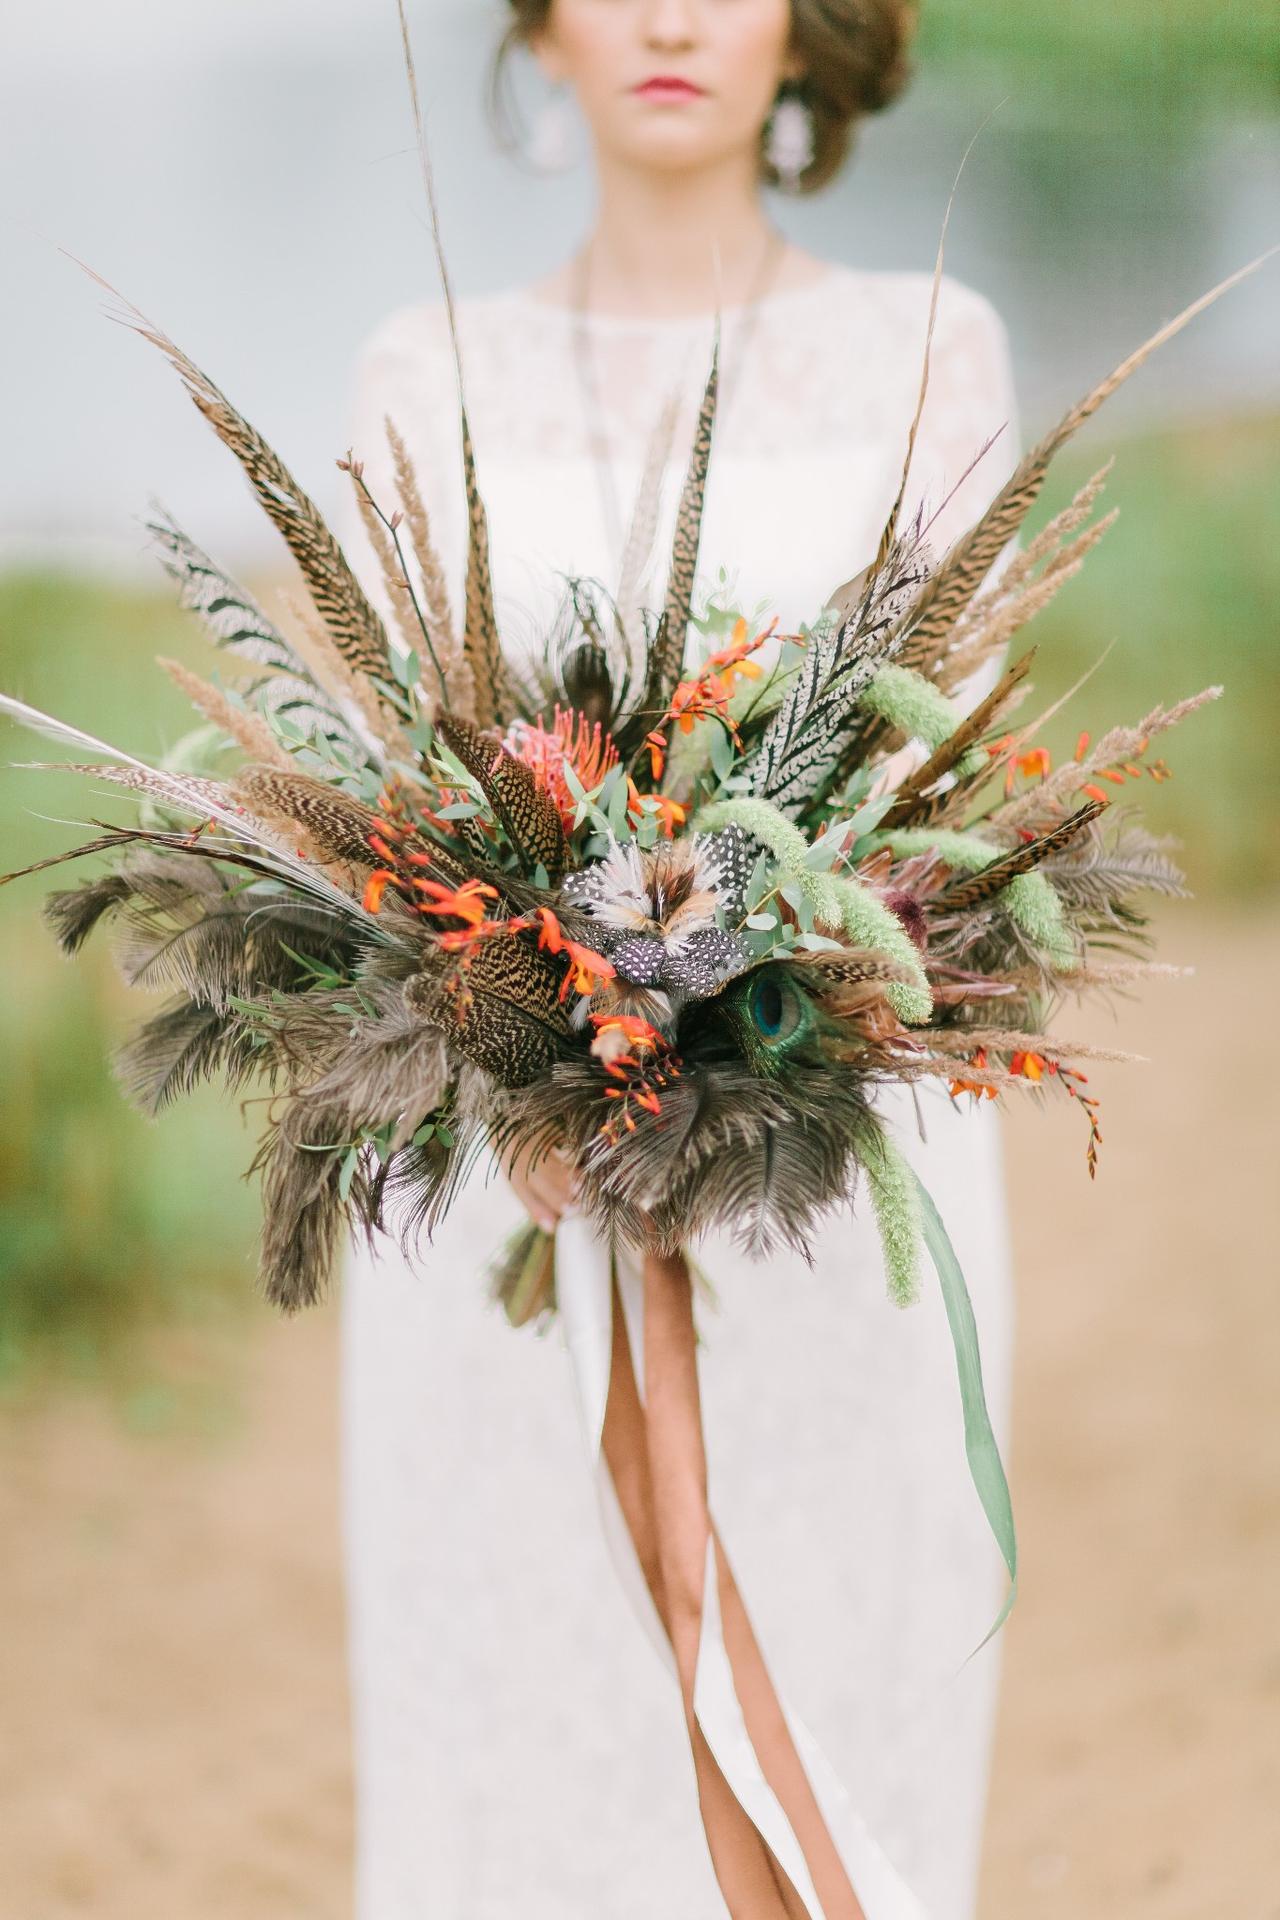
[505,707,619,831]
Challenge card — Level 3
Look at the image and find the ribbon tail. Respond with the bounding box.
[557,1218,928,1919]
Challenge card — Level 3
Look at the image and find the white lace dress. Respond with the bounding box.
[338,263,1021,1920]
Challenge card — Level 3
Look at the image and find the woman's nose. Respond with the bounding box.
[641,0,698,50]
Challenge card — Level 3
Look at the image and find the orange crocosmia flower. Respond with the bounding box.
[950,1077,998,1101]
[558,939,616,1001]
[533,906,566,954]
[362,870,396,914]
[1016,746,1051,782]
[590,1012,662,1075]
[590,1011,663,1051]
[652,795,687,838]
[414,879,499,926]
[949,1046,998,1100]
[532,909,613,996]
[435,924,501,954]
[1010,1050,1046,1082]
[1081,783,1110,805]
[645,731,667,782]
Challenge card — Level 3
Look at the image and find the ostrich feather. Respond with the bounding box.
[113,997,260,1117]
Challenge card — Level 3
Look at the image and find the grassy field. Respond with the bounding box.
[0,579,263,1399]
[1,409,1276,1390]
[921,0,1280,104]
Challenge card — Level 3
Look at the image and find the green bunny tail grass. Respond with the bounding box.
[853,1114,923,1307]
[856,664,984,778]
[698,797,933,1024]
[874,827,1078,973]
[1001,872,1077,970]
[830,877,933,1024]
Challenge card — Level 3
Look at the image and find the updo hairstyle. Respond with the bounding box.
[492,0,918,193]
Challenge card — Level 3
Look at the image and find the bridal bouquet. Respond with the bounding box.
[0,262,1230,1321]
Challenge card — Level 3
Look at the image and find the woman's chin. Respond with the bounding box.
[602,126,750,178]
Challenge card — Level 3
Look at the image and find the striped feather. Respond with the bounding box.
[147,516,357,751]
[935,802,1105,909]
[86,286,399,700]
[748,526,931,810]
[394,0,511,730]
[434,714,566,881]
[898,252,1277,673]
[879,648,1037,828]
[642,346,720,726]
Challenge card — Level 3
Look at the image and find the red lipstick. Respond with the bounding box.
[632,76,706,103]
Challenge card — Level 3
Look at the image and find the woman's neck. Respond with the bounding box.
[541,155,803,319]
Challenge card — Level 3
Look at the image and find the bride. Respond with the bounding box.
[339,3,1019,1915]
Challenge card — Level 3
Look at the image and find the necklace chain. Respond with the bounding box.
[569,228,788,574]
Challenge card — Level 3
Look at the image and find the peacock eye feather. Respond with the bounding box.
[699,961,815,1077]
[749,971,797,1044]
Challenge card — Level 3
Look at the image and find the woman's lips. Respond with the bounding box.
[632,77,707,103]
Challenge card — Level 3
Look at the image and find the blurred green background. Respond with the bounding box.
[1,2,1277,1396]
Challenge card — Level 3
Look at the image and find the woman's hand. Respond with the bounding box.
[868,739,925,802]
[501,1137,578,1236]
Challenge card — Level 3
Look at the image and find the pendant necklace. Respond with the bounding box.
[569,227,788,577]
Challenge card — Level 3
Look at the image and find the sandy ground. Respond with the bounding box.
[2,907,1277,1920]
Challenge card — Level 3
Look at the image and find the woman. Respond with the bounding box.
[339,4,1019,1915]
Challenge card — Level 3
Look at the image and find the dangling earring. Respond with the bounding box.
[527,82,577,173]
[765,87,815,195]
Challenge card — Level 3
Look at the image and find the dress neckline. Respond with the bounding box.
[501,261,844,334]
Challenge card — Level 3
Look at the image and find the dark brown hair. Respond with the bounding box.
[492,1,918,194]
